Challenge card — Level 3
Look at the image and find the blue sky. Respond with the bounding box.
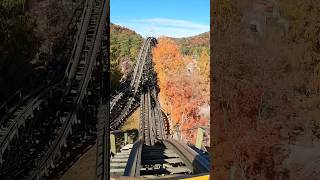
[111,0,210,38]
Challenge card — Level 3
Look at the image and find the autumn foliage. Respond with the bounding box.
[212,0,320,179]
[152,37,210,145]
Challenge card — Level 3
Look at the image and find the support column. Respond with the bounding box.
[128,135,133,144]
[110,134,116,155]
[195,127,204,149]
[124,132,128,144]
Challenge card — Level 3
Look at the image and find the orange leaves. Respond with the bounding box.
[152,37,210,144]
[152,37,185,116]
[153,37,185,76]
[198,49,210,85]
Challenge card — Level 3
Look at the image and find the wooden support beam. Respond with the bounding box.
[195,127,204,149]
[110,134,116,155]
[124,132,128,144]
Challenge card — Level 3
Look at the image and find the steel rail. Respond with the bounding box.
[95,104,109,180]
[26,0,108,179]
[64,0,90,81]
[109,38,150,125]
[151,88,165,140]
[163,139,210,173]
[110,97,138,129]
[124,138,209,178]
[143,89,151,145]
[123,137,143,177]
[0,84,56,163]
[64,0,93,86]
[151,88,164,140]
[146,87,156,146]
[95,38,109,180]
[109,39,151,129]
[130,37,151,88]
[0,89,23,123]
[133,40,152,93]
[110,92,124,111]
[94,0,109,179]
[110,38,157,129]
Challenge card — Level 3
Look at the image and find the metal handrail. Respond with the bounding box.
[123,137,143,176]
[163,138,210,173]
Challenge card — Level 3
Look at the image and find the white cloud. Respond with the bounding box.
[133,18,209,30]
[113,18,209,38]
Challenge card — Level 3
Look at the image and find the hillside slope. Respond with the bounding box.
[152,33,210,145]
[0,0,82,103]
[172,32,210,56]
[110,23,144,91]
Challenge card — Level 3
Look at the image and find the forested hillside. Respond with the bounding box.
[173,32,210,57]
[0,1,40,103]
[110,23,143,91]
[0,0,81,103]
[153,33,210,145]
